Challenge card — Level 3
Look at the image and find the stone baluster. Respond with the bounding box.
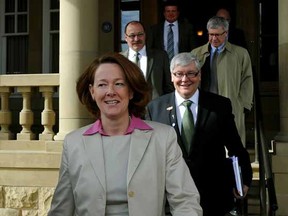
[39,86,56,140]
[0,87,13,140]
[17,87,35,140]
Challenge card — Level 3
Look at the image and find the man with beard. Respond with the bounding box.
[121,21,174,100]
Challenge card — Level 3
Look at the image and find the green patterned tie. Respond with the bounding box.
[181,100,194,153]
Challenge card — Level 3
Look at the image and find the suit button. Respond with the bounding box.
[128,191,135,197]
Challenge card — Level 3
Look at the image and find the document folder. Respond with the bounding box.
[230,156,244,196]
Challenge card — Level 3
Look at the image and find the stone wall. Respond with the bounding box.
[0,186,54,216]
[0,140,62,216]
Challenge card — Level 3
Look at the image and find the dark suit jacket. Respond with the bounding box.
[228,26,247,49]
[121,48,174,99]
[147,19,197,53]
[146,90,253,216]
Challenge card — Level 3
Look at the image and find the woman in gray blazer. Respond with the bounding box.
[48,52,202,216]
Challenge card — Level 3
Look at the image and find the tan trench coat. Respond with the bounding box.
[191,42,254,145]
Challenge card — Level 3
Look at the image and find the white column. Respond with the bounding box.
[54,0,99,140]
[276,0,288,142]
[272,1,288,215]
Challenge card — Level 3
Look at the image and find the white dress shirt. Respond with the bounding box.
[174,89,199,132]
[128,47,148,78]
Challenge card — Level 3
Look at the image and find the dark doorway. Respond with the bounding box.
[177,0,236,46]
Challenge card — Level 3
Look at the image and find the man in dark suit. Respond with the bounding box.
[146,52,252,216]
[216,8,247,48]
[147,1,197,61]
[120,21,174,100]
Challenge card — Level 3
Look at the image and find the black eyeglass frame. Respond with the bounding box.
[207,31,227,37]
[125,32,145,39]
[172,71,200,79]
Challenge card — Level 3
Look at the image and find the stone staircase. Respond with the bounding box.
[247,176,260,215]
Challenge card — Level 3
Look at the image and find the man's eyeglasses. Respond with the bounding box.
[208,31,226,38]
[172,71,200,79]
[126,32,145,39]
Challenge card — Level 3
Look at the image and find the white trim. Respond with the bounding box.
[42,0,50,73]
[42,0,59,73]
[0,0,4,74]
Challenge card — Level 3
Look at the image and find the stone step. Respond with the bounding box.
[247,179,260,215]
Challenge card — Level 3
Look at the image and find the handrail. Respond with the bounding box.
[253,70,278,215]
[258,122,278,215]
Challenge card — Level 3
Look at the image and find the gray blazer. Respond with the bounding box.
[48,120,202,216]
[121,49,174,99]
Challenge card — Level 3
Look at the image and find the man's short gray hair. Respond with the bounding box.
[170,52,201,72]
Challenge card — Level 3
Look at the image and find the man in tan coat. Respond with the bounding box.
[191,16,254,146]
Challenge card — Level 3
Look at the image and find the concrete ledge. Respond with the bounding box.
[0,74,59,86]
[0,151,61,168]
[0,169,59,187]
[274,173,288,194]
[0,140,46,151]
[276,194,288,216]
[45,141,63,153]
[272,155,288,172]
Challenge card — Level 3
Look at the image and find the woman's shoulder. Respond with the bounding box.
[65,124,94,139]
[144,120,174,132]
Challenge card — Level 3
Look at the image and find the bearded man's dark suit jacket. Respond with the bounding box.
[120,49,174,99]
[146,90,253,216]
[147,19,197,53]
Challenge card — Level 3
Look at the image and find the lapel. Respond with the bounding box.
[160,23,165,49]
[127,128,151,184]
[83,134,106,191]
[121,49,129,58]
[186,91,210,157]
[145,49,153,80]
[195,90,209,130]
[165,94,190,156]
[178,22,183,47]
[166,94,179,134]
[83,127,153,189]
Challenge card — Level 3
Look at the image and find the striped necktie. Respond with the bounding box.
[181,100,194,153]
[135,52,140,68]
[167,24,174,61]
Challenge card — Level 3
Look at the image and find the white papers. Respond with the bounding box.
[230,156,244,196]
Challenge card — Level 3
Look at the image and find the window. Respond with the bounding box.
[43,0,59,73]
[1,0,28,74]
[119,1,140,51]
[259,1,278,81]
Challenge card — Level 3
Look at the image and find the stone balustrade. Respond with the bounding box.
[0,74,59,141]
[0,74,61,216]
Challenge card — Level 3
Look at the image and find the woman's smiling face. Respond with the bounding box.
[89,63,133,120]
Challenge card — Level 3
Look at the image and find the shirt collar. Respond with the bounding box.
[165,20,178,28]
[83,115,152,136]
[128,46,146,58]
[211,42,225,53]
[175,89,199,107]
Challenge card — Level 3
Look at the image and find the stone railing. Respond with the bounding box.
[0,74,59,141]
[0,74,62,216]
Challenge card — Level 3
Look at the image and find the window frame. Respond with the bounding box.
[42,0,59,73]
[0,0,29,74]
[118,0,140,52]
